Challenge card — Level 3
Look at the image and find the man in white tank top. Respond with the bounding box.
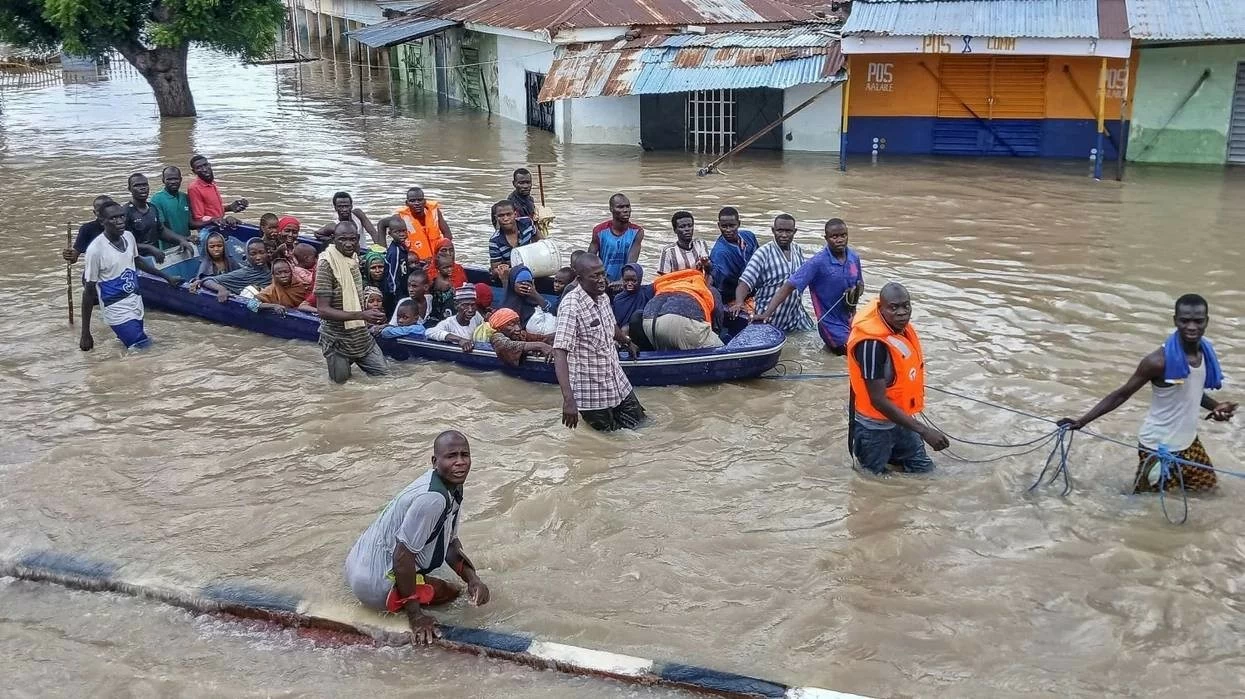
[1059,294,1236,492]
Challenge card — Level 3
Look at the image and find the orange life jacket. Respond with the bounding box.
[396,201,444,261]
[846,297,925,421]
[652,268,714,322]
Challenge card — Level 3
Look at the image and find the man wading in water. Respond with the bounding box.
[345,431,490,645]
[1060,294,1236,492]
[554,254,645,431]
[846,282,949,474]
[315,221,389,383]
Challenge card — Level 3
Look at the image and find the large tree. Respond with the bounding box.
[0,0,286,117]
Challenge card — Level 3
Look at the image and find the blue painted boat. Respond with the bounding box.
[137,226,785,386]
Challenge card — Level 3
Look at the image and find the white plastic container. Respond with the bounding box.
[510,239,562,277]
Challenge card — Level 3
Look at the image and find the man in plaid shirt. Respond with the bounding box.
[554,254,647,431]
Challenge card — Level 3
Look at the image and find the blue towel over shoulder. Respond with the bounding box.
[1163,332,1223,390]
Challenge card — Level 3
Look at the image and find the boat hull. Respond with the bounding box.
[137,234,785,386]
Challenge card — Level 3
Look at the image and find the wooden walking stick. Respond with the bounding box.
[536,164,547,206]
[65,222,75,325]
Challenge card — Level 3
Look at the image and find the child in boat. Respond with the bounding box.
[430,239,467,289]
[364,286,386,335]
[379,216,410,316]
[428,263,456,321]
[247,259,310,315]
[259,213,280,257]
[473,282,494,320]
[551,266,575,313]
[389,268,434,324]
[291,243,317,286]
[196,230,238,278]
[379,298,426,339]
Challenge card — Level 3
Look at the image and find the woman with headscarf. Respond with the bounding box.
[430,238,467,289]
[277,216,301,251]
[363,249,387,291]
[501,264,554,337]
[246,259,310,315]
[471,307,553,368]
[196,230,238,279]
[611,263,654,329]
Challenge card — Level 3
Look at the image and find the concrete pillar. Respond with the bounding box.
[347,20,354,65]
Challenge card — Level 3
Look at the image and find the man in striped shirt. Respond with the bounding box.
[730,214,815,333]
[657,210,711,276]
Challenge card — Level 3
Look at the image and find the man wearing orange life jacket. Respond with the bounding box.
[639,268,725,350]
[395,187,452,263]
[846,283,949,475]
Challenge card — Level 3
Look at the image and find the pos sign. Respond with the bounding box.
[866,62,894,92]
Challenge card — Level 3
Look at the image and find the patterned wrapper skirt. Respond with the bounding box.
[1134,436,1217,493]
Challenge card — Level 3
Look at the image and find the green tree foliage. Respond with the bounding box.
[0,0,286,116]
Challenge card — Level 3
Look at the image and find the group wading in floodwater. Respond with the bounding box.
[58,153,1239,645]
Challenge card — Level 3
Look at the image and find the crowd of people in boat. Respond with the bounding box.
[63,155,872,367]
[60,153,879,435]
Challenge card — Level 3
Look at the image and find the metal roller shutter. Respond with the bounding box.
[1228,62,1245,165]
[933,56,1046,156]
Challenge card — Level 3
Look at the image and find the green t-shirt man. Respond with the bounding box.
[150,190,192,239]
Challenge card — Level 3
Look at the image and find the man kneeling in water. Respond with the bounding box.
[345,431,490,644]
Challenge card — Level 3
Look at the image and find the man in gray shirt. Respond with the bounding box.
[345,431,490,644]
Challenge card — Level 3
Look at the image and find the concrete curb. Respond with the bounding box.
[1,550,867,698]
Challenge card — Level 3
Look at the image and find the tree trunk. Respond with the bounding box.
[116,42,196,117]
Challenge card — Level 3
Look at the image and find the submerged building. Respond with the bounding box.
[839,0,1134,162]
[1126,0,1245,165]
[349,0,848,153]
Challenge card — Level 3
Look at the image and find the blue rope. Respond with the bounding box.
[1027,426,1075,497]
[1134,445,1190,525]
[918,412,1062,464]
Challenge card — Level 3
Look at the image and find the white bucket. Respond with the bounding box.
[510,239,562,277]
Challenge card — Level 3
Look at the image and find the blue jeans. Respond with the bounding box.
[853,423,935,475]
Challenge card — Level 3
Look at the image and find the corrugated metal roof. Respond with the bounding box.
[1127,0,1245,40]
[347,16,458,48]
[539,34,844,99]
[413,0,818,32]
[842,0,1103,39]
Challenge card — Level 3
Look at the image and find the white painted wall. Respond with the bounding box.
[491,32,639,146]
[493,33,557,126]
[782,83,843,153]
[564,96,641,146]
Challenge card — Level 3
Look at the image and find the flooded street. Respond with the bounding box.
[3,50,1245,697]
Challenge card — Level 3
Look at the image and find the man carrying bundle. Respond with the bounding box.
[846,282,949,474]
[1059,294,1236,492]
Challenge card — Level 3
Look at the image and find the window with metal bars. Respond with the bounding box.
[685,89,736,154]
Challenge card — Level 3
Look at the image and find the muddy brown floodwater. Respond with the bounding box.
[2,49,1245,698]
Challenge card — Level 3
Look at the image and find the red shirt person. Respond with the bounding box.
[187,154,249,226]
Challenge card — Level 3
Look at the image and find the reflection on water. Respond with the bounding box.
[2,49,1244,697]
